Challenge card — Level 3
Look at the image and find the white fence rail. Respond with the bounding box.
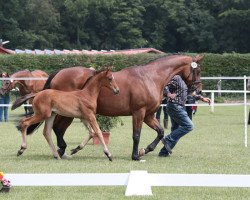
[5,171,250,196]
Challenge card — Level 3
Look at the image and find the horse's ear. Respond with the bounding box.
[194,54,204,63]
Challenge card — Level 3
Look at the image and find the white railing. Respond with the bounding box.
[201,76,249,148]
[5,171,250,196]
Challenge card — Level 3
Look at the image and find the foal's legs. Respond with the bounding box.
[17,115,44,156]
[43,113,60,159]
[72,115,113,161]
[71,120,93,155]
[139,114,164,157]
[90,120,112,161]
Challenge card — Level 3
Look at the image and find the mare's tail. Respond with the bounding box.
[14,70,60,135]
[42,70,59,90]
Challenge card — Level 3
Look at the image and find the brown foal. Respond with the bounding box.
[17,69,119,161]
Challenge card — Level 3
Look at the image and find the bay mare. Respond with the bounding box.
[16,69,119,160]
[10,69,48,115]
[12,54,203,160]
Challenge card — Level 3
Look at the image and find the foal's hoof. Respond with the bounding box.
[71,146,81,155]
[104,152,113,162]
[139,148,146,157]
[54,156,61,160]
[17,146,26,156]
[70,148,78,155]
[17,150,23,156]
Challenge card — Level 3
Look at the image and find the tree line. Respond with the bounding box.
[0,0,249,53]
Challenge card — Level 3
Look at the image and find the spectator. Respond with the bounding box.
[158,75,210,157]
[0,72,11,122]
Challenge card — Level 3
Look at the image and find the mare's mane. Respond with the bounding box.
[124,54,188,70]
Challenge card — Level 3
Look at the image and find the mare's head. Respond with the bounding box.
[179,54,203,94]
[9,69,31,92]
[95,68,120,94]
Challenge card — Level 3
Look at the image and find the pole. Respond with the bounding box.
[211,92,214,113]
[244,75,248,147]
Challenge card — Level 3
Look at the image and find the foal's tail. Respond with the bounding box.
[11,93,36,110]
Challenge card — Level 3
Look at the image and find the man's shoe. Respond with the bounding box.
[161,139,172,154]
[158,147,170,157]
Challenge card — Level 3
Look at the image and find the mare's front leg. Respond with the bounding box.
[43,113,60,159]
[131,110,146,161]
[53,115,74,157]
[139,114,164,157]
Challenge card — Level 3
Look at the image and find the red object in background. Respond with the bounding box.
[92,132,110,145]
[192,106,197,112]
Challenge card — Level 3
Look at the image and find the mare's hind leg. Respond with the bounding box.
[53,115,74,157]
[71,120,93,155]
[43,113,60,159]
[17,115,44,156]
[139,114,164,157]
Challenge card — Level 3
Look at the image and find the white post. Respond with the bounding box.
[125,171,152,196]
[244,76,248,147]
[210,92,215,113]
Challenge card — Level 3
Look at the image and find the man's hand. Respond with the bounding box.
[202,97,211,105]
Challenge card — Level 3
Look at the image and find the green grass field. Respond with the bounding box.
[0,106,250,199]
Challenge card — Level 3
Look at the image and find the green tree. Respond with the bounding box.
[64,0,89,48]
[109,0,146,49]
[217,0,250,52]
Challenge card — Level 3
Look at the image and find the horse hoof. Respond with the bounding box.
[108,155,113,162]
[70,149,78,155]
[132,155,140,161]
[104,151,113,161]
[17,150,23,156]
[139,148,145,157]
[54,156,61,160]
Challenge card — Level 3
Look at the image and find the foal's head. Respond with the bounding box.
[179,54,203,94]
[96,68,120,94]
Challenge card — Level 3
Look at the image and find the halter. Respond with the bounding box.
[186,58,201,93]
